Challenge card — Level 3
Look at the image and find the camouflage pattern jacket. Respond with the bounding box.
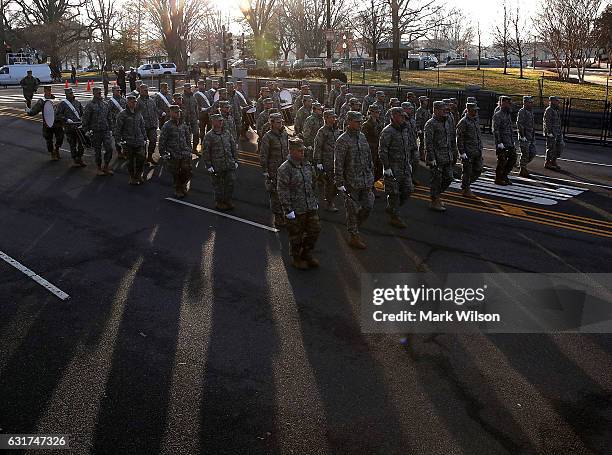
[221,114,237,139]
[456,115,483,157]
[55,98,84,129]
[227,91,248,125]
[516,107,535,141]
[159,119,192,159]
[492,108,515,148]
[181,92,198,127]
[294,106,312,136]
[327,87,340,109]
[415,107,431,133]
[302,112,324,148]
[314,124,341,171]
[108,95,127,127]
[202,128,237,172]
[424,116,457,165]
[361,94,376,115]
[114,109,147,147]
[277,157,319,215]
[20,75,38,95]
[256,110,270,137]
[136,95,159,129]
[260,128,289,177]
[543,105,562,137]
[361,117,382,160]
[155,91,172,117]
[82,99,112,132]
[334,129,374,190]
[379,123,414,176]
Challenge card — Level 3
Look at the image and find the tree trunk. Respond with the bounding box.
[518,46,523,78]
[391,0,400,82]
[503,48,508,74]
[372,42,378,71]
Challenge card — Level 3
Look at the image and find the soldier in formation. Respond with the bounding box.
[203,113,238,211]
[334,85,349,115]
[314,110,341,212]
[56,87,84,165]
[226,81,249,139]
[159,104,192,198]
[334,111,374,249]
[415,96,430,161]
[181,83,200,155]
[293,83,311,114]
[114,94,147,185]
[108,85,127,159]
[195,79,212,146]
[327,79,342,110]
[256,98,275,138]
[82,87,114,176]
[456,102,483,197]
[294,94,313,137]
[302,102,324,159]
[361,86,377,115]
[492,95,516,185]
[156,82,172,128]
[277,137,321,270]
[136,84,160,165]
[361,104,383,196]
[260,112,289,227]
[20,69,38,108]
[218,101,237,140]
[516,96,536,177]
[26,85,64,161]
[543,96,564,171]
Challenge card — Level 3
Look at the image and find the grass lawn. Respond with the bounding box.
[355,67,611,101]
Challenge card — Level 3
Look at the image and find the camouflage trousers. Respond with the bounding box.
[317,172,337,206]
[125,145,145,179]
[418,132,425,161]
[211,170,236,203]
[145,127,158,159]
[384,173,413,215]
[286,211,321,257]
[265,176,282,215]
[188,121,199,153]
[430,164,454,199]
[343,187,375,235]
[64,129,83,160]
[545,135,564,161]
[91,130,113,166]
[519,140,537,167]
[495,147,517,181]
[461,154,483,189]
[168,157,192,192]
[42,126,64,156]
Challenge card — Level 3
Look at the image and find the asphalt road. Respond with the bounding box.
[0,87,611,455]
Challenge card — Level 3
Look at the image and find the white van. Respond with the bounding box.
[0,64,52,86]
[137,62,177,78]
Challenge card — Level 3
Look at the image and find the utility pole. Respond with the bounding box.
[325,0,332,93]
[221,25,227,83]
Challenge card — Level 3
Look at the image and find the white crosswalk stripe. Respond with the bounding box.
[450,170,587,206]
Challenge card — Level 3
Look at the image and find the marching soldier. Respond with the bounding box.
[334,111,375,249]
[226,81,249,139]
[424,101,457,212]
[361,86,377,114]
[302,102,324,152]
[516,96,536,177]
[543,96,564,171]
[492,95,516,185]
[257,108,279,148]
[462,96,478,117]
[108,85,127,159]
[415,96,430,161]
[401,101,415,121]
[277,137,321,270]
[115,95,147,185]
[293,83,311,114]
[384,98,401,125]
[379,107,414,228]
[294,94,313,136]
[373,91,386,115]
[456,102,483,197]
[256,98,275,138]
[334,85,349,115]
[115,66,126,95]
[55,87,84,165]
[337,93,354,128]
[19,69,38,108]
[219,101,237,141]
[26,85,64,161]
[195,79,212,143]
[256,87,272,114]
[136,84,160,165]
[402,102,419,184]
[270,80,282,109]
[159,104,193,198]
[327,79,342,110]
[260,112,289,227]
[129,79,145,98]
[406,92,417,109]
[156,82,172,127]
[82,87,114,176]
[181,83,200,155]
[448,98,460,129]
[314,110,341,212]
[361,104,383,196]
[205,79,219,104]
[203,113,238,211]
[340,97,361,130]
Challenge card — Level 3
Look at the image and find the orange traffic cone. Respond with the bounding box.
[86,80,91,91]
[75,79,78,87]
[65,80,69,88]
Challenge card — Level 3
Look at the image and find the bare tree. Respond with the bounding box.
[443,9,474,59]
[493,1,511,74]
[477,22,482,70]
[351,0,389,71]
[239,0,277,58]
[594,3,612,74]
[85,0,120,69]
[509,6,529,78]
[0,0,14,64]
[276,8,295,60]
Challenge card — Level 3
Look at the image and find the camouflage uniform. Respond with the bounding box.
[424,115,457,199]
[109,94,127,155]
[155,90,172,126]
[314,123,341,206]
[334,128,375,235]
[302,111,324,157]
[327,86,341,109]
[415,104,430,161]
[221,112,237,141]
[28,97,64,158]
[456,114,483,190]
[334,92,347,115]
[543,102,564,162]
[82,97,114,167]
[115,108,147,180]
[159,118,192,194]
[256,109,271,137]
[194,89,212,141]
[379,122,414,215]
[20,75,38,108]
[492,104,516,182]
[181,91,200,151]
[516,103,536,168]
[361,115,383,183]
[361,93,376,115]
[136,93,159,159]
[405,114,419,175]
[56,97,84,160]
[294,105,312,136]
[260,128,289,216]
[203,128,237,206]
[227,90,248,137]
[277,156,321,258]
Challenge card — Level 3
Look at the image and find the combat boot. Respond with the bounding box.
[348,234,367,249]
[53,146,61,160]
[462,187,475,198]
[430,197,446,212]
[274,215,286,228]
[301,251,320,268]
[103,165,114,176]
[519,166,530,178]
[215,201,228,211]
[175,188,185,198]
[544,160,556,170]
[326,201,338,212]
[388,214,407,229]
[96,167,106,176]
[494,178,509,185]
[128,177,139,185]
[71,160,82,168]
[224,201,235,211]
[552,159,562,171]
[291,255,309,270]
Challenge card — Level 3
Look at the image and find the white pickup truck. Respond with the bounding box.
[137,63,177,78]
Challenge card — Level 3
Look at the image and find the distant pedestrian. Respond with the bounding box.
[102,69,110,98]
[543,96,564,171]
[128,68,137,92]
[213,61,218,74]
[19,69,39,108]
[70,65,76,84]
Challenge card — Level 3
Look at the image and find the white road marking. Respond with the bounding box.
[0,250,70,300]
[535,155,612,168]
[165,197,280,233]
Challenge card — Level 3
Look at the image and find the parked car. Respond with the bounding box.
[0,63,52,85]
[292,58,325,70]
[137,62,177,78]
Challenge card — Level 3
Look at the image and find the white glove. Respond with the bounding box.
[316,164,324,171]
[263,172,269,178]
[337,185,346,192]
[235,162,239,169]
[25,107,31,114]
[383,168,393,177]
[428,159,437,167]
[66,119,74,124]
[120,140,126,146]
[286,211,296,220]
[207,166,215,173]
[460,153,468,160]
[520,136,527,142]
[547,133,554,138]
[496,143,504,150]
[86,130,93,137]
[161,112,167,117]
